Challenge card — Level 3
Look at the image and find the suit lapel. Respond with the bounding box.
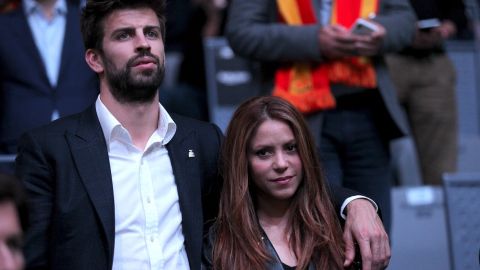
[66,106,115,268]
[166,121,203,270]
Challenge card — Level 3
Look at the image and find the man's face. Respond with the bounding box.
[0,202,24,270]
[99,8,165,103]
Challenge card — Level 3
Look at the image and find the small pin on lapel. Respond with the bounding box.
[188,149,195,158]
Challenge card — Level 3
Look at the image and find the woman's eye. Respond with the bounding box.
[286,144,297,152]
[255,148,274,158]
[256,150,268,156]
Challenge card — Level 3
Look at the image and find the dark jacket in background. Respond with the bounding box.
[0,1,98,154]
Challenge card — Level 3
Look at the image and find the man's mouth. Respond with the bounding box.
[131,57,157,67]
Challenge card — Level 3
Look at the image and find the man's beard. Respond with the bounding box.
[102,51,165,104]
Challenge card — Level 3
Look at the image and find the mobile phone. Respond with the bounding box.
[417,18,441,32]
[351,18,379,35]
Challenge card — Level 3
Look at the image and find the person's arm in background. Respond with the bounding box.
[225,0,323,62]
[371,0,416,53]
[409,0,467,50]
[440,0,468,38]
[226,0,415,62]
[348,0,416,58]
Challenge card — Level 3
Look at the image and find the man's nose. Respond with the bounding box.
[135,34,151,51]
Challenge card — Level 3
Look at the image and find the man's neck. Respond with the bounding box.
[35,0,59,20]
[100,91,160,151]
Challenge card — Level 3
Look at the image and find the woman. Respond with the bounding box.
[203,96,347,269]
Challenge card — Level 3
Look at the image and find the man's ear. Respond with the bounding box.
[85,49,104,73]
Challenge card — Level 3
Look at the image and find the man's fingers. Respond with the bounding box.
[370,232,382,269]
[371,218,390,269]
[379,223,391,269]
[384,237,392,268]
[330,24,349,33]
[357,238,372,270]
[343,231,355,266]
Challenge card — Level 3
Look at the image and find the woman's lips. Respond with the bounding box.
[270,176,293,183]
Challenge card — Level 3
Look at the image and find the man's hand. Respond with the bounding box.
[412,20,456,50]
[351,21,386,57]
[343,199,390,270]
[318,25,357,59]
[318,21,385,59]
[436,20,456,39]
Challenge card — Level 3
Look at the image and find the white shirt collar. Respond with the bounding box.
[23,0,67,17]
[95,96,177,150]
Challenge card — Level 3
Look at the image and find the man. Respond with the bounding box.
[16,0,389,269]
[0,174,28,270]
[226,0,415,244]
[0,0,98,172]
[386,0,468,185]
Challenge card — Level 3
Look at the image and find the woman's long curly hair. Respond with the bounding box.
[212,96,345,270]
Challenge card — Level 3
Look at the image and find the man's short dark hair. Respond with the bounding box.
[80,0,166,51]
[0,173,28,231]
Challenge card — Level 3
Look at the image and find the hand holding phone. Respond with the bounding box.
[351,18,379,35]
[417,18,441,32]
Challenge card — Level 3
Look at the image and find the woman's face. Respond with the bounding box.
[248,119,303,202]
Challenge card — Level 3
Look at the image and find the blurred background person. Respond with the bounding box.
[0,173,28,270]
[225,0,416,234]
[386,0,470,186]
[160,0,228,121]
[0,0,98,173]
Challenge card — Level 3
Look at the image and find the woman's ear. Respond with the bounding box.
[85,49,104,73]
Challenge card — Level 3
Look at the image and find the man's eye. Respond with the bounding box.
[116,32,130,40]
[145,30,159,39]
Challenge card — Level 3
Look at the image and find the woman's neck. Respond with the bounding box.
[256,196,292,230]
[257,199,298,267]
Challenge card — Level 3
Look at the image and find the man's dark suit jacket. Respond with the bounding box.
[0,1,98,154]
[15,105,224,270]
[16,105,357,270]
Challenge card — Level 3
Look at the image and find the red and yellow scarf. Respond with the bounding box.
[273,0,379,114]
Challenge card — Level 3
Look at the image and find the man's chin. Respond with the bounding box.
[115,89,159,104]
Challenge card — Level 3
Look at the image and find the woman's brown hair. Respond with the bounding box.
[213,96,345,269]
